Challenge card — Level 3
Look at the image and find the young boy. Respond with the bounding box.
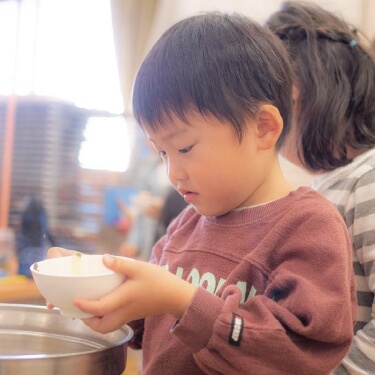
[53,12,356,374]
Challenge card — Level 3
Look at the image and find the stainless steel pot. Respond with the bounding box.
[0,303,133,374]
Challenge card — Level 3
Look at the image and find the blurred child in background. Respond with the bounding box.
[267,2,375,373]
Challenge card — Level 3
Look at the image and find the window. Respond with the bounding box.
[79,116,133,172]
[0,0,129,172]
[0,0,123,113]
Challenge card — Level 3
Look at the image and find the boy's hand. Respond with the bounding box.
[47,247,77,258]
[75,255,197,334]
[45,247,80,309]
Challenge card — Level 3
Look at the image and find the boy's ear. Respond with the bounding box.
[255,104,283,150]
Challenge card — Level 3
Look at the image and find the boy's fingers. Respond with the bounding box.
[102,254,138,277]
[82,312,126,334]
[75,291,123,318]
[47,247,76,258]
[47,247,64,258]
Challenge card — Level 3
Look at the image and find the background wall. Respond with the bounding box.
[2,0,375,254]
[112,0,375,114]
[151,0,375,46]
[111,0,375,188]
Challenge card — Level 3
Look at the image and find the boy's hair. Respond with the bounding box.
[266,1,375,171]
[132,12,293,149]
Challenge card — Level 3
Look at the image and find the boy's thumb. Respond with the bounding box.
[102,254,136,276]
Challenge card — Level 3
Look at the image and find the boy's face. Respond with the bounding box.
[145,111,272,216]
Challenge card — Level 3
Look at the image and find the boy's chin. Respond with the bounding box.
[193,205,230,217]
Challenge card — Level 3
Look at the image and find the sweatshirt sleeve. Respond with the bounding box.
[171,210,356,375]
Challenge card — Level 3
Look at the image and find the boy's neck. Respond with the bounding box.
[250,159,294,206]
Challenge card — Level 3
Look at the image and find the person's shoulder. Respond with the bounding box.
[313,148,375,190]
[344,150,375,185]
[287,188,350,242]
[291,187,342,216]
[355,163,375,187]
[291,186,329,202]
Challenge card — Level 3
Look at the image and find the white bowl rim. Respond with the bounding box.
[30,267,118,278]
[29,254,119,278]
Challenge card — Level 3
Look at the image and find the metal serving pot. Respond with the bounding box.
[0,303,133,374]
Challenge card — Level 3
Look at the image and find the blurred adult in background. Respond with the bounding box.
[17,197,56,277]
[267,2,375,373]
[153,186,189,244]
[120,152,170,260]
[120,161,189,260]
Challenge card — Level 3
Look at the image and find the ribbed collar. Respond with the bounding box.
[203,187,311,226]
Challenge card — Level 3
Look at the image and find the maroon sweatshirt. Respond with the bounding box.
[129,187,356,374]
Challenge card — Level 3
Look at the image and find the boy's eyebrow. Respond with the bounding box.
[149,127,189,144]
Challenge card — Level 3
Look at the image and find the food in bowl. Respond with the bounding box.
[30,253,126,319]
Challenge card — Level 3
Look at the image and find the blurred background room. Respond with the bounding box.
[1,0,375,298]
[0,1,374,373]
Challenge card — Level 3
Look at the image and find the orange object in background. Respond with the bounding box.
[0,95,17,229]
[0,275,42,303]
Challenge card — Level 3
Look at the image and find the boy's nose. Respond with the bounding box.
[166,158,186,183]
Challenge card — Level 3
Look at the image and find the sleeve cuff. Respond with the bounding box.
[171,286,224,352]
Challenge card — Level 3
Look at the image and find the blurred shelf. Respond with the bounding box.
[0,258,43,303]
[0,275,43,303]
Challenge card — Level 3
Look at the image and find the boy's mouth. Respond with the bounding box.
[179,190,197,203]
[178,187,191,196]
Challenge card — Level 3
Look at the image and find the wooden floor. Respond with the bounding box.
[123,349,142,375]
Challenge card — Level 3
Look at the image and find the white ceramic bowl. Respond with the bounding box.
[30,254,126,319]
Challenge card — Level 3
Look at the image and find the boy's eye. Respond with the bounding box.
[159,150,166,157]
[179,146,193,154]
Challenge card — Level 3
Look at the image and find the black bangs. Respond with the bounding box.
[132,12,293,146]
